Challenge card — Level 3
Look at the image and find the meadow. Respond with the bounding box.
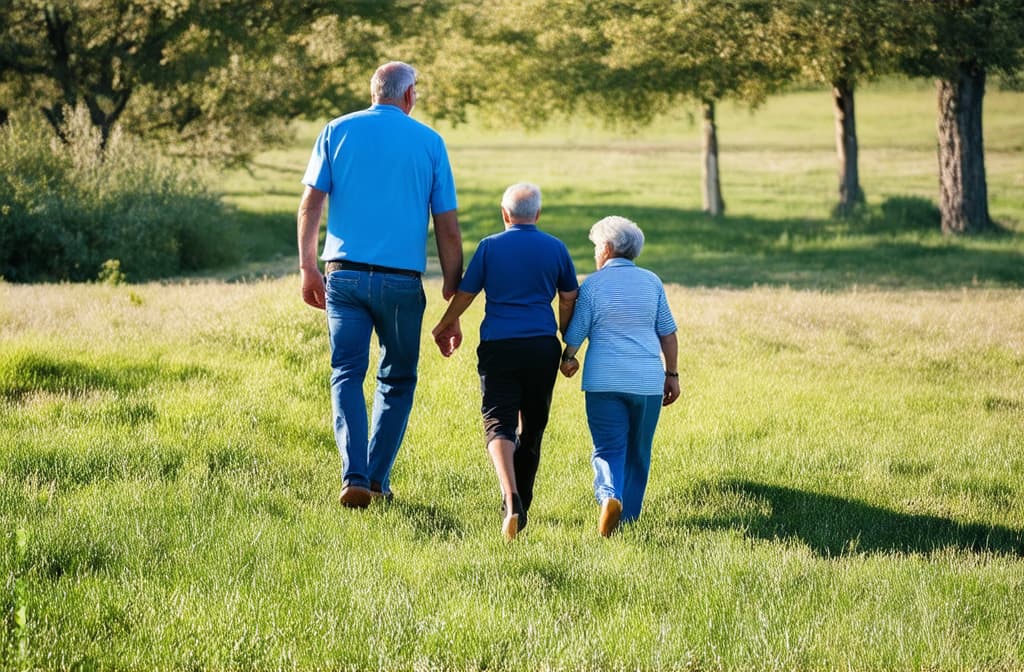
[2,81,1024,669]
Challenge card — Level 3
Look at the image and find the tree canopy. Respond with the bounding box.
[0,1,431,163]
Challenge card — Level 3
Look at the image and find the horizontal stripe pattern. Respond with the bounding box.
[564,258,676,395]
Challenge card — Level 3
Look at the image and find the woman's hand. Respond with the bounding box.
[560,358,579,378]
[662,375,680,406]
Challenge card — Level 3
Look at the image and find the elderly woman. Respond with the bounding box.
[560,216,679,537]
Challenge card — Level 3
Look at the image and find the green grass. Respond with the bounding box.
[2,281,1023,669]
[3,81,1024,669]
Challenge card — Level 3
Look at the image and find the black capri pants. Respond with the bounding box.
[477,335,562,511]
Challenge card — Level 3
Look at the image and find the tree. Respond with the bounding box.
[900,0,1024,234]
[0,1,427,163]
[423,0,793,217]
[774,0,904,217]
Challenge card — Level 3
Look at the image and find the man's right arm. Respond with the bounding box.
[433,209,462,300]
[297,185,327,310]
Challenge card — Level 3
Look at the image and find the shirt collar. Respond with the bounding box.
[602,257,636,269]
[369,103,403,113]
[508,224,538,231]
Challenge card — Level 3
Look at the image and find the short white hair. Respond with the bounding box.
[371,61,417,102]
[589,216,645,260]
[501,183,542,220]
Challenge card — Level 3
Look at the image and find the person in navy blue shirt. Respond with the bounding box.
[432,183,578,540]
[297,61,464,509]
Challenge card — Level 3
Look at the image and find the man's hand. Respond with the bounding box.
[431,319,462,357]
[663,376,680,406]
[301,267,326,310]
[560,358,579,378]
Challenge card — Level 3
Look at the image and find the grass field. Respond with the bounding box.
[3,82,1024,669]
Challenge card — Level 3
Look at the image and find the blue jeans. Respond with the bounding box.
[585,391,663,523]
[325,269,425,491]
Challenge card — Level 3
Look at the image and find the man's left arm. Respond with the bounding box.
[433,209,462,300]
[558,289,578,336]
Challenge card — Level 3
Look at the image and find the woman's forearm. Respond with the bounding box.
[659,332,678,372]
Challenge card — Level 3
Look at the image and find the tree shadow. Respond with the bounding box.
[685,479,1024,557]
[455,187,1024,289]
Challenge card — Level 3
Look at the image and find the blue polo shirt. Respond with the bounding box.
[564,258,677,395]
[302,104,458,272]
[459,224,578,341]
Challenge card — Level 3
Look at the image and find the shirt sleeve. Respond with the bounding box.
[557,243,579,293]
[301,125,332,193]
[430,138,458,215]
[457,240,486,294]
[654,282,677,336]
[563,279,593,347]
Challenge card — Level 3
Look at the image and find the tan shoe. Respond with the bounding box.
[502,513,520,541]
[598,497,622,537]
[339,484,372,509]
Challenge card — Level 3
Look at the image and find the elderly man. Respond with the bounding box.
[297,61,463,508]
[432,183,578,540]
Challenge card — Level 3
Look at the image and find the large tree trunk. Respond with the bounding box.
[832,79,864,217]
[701,99,725,216]
[936,65,990,234]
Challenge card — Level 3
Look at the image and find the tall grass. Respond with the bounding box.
[2,277,1023,669]
[2,81,1024,669]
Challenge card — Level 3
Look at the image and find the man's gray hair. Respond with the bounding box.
[589,216,645,260]
[501,183,542,220]
[371,61,417,102]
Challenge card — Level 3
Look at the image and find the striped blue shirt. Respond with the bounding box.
[563,258,677,395]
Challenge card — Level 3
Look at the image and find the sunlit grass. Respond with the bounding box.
[2,79,1024,669]
[2,278,1024,669]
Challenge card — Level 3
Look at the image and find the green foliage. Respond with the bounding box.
[771,0,907,86]
[899,0,1024,78]
[0,108,237,282]
[424,0,795,128]
[0,1,431,163]
[97,259,127,286]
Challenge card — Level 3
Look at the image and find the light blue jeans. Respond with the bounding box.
[325,269,425,492]
[585,391,663,523]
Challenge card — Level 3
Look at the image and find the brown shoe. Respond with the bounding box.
[502,512,520,541]
[339,484,372,509]
[598,497,622,537]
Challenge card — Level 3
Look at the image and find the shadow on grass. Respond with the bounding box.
[455,189,1024,289]
[390,499,466,541]
[689,479,1024,557]
[0,351,208,402]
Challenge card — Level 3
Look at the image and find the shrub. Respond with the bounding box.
[0,108,241,282]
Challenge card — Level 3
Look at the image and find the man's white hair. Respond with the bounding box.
[590,216,645,260]
[371,61,417,102]
[501,183,542,220]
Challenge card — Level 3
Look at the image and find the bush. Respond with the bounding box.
[0,108,241,282]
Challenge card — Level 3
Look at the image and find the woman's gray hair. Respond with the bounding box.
[371,61,417,102]
[589,216,645,260]
[501,183,542,220]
